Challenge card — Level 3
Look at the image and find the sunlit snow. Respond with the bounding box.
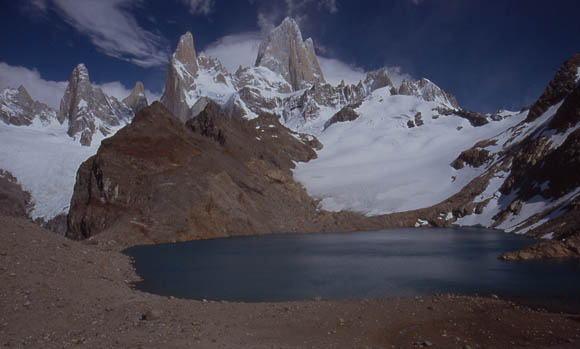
[293,87,526,215]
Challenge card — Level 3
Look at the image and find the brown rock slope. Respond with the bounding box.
[66,101,369,246]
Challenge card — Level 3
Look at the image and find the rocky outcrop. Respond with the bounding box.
[433,106,489,127]
[66,102,332,242]
[398,78,459,109]
[0,169,32,219]
[255,17,325,90]
[526,53,580,122]
[160,32,199,122]
[324,104,360,129]
[122,82,148,114]
[363,68,393,92]
[500,234,580,260]
[0,85,56,126]
[58,64,131,146]
[452,147,492,169]
[283,82,366,125]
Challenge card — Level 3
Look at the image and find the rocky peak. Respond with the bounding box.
[526,53,580,122]
[58,63,131,146]
[160,31,200,122]
[174,31,199,74]
[0,85,56,126]
[398,78,459,109]
[15,85,33,104]
[123,81,148,114]
[363,68,393,92]
[255,17,325,90]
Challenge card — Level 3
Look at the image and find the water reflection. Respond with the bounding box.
[124,227,580,302]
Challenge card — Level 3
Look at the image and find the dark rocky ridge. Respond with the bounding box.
[324,103,360,129]
[66,101,339,243]
[449,53,580,260]
[526,53,580,122]
[0,170,32,218]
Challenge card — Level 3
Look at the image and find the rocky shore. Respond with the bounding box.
[1,215,579,348]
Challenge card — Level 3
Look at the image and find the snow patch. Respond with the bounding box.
[415,219,429,227]
[0,120,121,219]
[542,232,554,240]
[498,187,580,234]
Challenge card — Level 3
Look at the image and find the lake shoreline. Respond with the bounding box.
[2,216,579,348]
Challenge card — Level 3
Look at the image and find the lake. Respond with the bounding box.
[124,227,580,304]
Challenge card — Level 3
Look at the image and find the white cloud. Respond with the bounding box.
[254,0,340,33]
[201,32,370,87]
[0,62,67,109]
[0,62,160,108]
[386,66,412,88]
[29,0,170,68]
[201,33,262,73]
[181,0,214,15]
[97,81,161,103]
[317,57,365,85]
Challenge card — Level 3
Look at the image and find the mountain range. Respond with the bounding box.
[1,18,579,258]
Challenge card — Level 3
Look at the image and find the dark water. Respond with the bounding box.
[124,228,580,304]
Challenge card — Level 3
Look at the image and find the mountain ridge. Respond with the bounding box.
[0,17,578,259]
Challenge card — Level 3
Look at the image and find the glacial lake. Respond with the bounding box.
[124,228,580,305]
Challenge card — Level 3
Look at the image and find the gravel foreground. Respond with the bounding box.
[1,216,579,348]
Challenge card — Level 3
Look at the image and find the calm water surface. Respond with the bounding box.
[124,228,580,303]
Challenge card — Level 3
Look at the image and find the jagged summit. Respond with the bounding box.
[123,81,148,114]
[255,17,325,90]
[397,78,459,109]
[0,85,56,126]
[160,31,200,122]
[58,63,131,146]
[174,32,198,71]
[363,68,394,93]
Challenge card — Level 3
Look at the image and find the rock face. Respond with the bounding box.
[363,68,393,92]
[324,104,360,129]
[0,169,32,218]
[448,52,580,259]
[66,102,331,242]
[160,32,199,122]
[122,82,148,114]
[58,64,131,146]
[255,17,325,90]
[0,85,56,126]
[526,53,580,122]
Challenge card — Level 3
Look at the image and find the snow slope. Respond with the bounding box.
[293,87,524,215]
[0,118,119,219]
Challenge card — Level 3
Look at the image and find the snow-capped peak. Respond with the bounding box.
[398,78,459,109]
[58,64,131,146]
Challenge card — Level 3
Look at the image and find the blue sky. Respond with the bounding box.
[0,0,579,112]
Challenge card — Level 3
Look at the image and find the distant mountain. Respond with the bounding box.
[0,85,56,126]
[123,81,149,114]
[1,17,579,259]
[58,64,132,146]
[255,17,325,90]
[0,64,145,221]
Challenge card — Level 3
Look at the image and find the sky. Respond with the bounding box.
[0,0,579,112]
